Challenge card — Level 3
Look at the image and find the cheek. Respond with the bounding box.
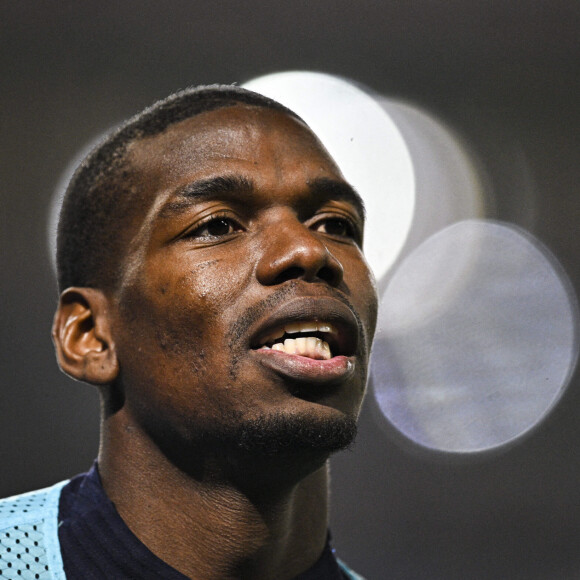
[117,257,250,362]
[362,267,379,338]
[110,256,264,435]
[174,259,245,315]
[342,254,379,341]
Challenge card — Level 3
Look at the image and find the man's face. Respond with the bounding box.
[108,105,378,461]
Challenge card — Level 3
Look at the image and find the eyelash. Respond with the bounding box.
[184,212,244,240]
[310,215,361,243]
[181,212,360,244]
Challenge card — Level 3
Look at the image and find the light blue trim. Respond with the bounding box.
[0,480,68,579]
[338,558,367,580]
[42,481,68,580]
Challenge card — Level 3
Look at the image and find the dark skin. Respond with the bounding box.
[52,105,378,579]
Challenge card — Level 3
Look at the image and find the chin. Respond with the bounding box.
[229,409,359,457]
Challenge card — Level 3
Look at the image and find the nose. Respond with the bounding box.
[255,212,344,287]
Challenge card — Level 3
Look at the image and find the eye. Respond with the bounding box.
[313,217,357,239]
[187,215,243,240]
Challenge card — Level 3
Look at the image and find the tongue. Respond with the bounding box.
[269,337,332,360]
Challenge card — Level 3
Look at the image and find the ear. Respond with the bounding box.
[52,287,119,384]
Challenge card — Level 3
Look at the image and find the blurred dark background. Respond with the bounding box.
[1,2,579,578]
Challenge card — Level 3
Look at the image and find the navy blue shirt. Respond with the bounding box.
[58,464,349,579]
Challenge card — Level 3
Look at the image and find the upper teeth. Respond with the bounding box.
[261,321,335,345]
[269,337,332,360]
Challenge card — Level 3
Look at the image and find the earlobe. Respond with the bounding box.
[52,287,119,385]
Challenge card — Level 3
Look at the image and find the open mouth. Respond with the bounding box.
[254,321,339,360]
[248,296,361,385]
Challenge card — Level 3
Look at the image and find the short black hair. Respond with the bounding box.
[56,85,301,292]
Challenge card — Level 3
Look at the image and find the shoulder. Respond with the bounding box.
[0,481,67,524]
[0,481,68,579]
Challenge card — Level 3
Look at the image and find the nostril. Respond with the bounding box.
[273,265,340,286]
[273,266,305,285]
[317,266,338,285]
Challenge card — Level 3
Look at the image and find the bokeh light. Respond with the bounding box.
[372,220,578,452]
[376,98,487,288]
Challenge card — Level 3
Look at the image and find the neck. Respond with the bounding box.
[98,411,331,580]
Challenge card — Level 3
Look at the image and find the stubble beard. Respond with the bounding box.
[175,407,359,460]
[151,408,359,487]
[225,410,358,456]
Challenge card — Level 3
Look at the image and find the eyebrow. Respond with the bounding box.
[308,177,366,221]
[158,175,254,219]
[157,174,366,221]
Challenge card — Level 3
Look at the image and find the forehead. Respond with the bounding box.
[125,104,343,193]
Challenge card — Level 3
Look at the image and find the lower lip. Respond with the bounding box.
[253,348,355,385]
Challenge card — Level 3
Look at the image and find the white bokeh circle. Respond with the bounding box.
[372,220,578,453]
